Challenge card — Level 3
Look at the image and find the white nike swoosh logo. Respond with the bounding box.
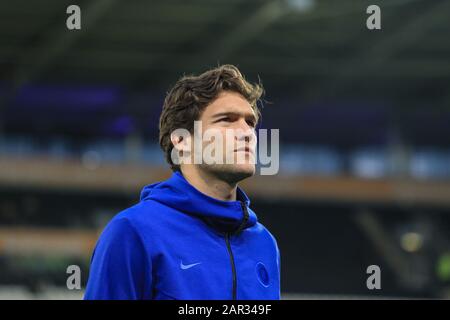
[180,261,202,270]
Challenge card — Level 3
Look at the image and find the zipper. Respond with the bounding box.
[225,232,237,300]
[224,201,249,300]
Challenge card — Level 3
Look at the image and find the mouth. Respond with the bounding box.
[234,147,254,155]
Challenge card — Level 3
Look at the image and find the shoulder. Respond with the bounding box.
[100,199,176,243]
[110,199,167,227]
[252,221,280,251]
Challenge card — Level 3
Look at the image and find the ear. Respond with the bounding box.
[170,130,192,154]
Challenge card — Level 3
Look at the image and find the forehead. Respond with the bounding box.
[201,91,255,118]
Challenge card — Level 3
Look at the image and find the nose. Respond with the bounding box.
[236,117,253,131]
[235,120,256,144]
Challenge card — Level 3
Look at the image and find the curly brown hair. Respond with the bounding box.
[159,64,264,172]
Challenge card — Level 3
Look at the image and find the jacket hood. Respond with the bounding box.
[140,171,258,234]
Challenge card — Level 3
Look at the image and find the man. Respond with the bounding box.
[84,65,280,300]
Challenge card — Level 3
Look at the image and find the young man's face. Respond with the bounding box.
[194,90,257,184]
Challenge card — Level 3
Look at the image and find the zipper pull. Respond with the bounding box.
[234,201,250,236]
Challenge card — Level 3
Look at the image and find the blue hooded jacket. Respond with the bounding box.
[84,171,281,300]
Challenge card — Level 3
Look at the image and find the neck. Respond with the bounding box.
[180,166,238,201]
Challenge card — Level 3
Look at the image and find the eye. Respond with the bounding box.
[216,117,232,123]
[246,119,256,128]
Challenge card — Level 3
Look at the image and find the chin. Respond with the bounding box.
[232,164,255,178]
[204,163,255,184]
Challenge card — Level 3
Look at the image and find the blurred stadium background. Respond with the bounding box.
[1,0,450,299]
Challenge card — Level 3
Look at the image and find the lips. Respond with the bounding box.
[234,147,254,155]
